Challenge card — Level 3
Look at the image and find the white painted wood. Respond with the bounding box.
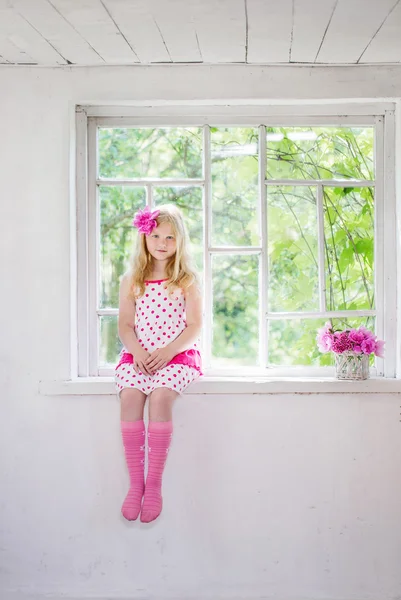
[383,109,397,377]
[85,103,395,118]
[259,124,268,367]
[144,0,202,62]
[266,179,376,186]
[12,0,104,64]
[0,34,35,62]
[374,115,385,377]
[203,125,212,369]
[316,183,326,312]
[0,7,66,64]
[101,0,171,63]
[0,1,401,65]
[291,0,338,63]
[209,246,262,253]
[97,177,204,186]
[190,0,245,63]
[396,100,401,378]
[247,0,293,63]
[48,0,139,63]
[92,114,379,127]
[316,0,398,63]
[361,0,401,63]
[76,108,90,377]
[267,310,376,319]
[38,375,401,395]
[88,119,100,376]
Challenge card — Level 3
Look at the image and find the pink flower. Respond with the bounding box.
[332,331,353,354]
[316,321,333,353]
[374,339,385,358]
[361,338,376,355]
[353,345,362,354]
[348,329,365,344]
[132,206,160,235]
[359,326,375,341]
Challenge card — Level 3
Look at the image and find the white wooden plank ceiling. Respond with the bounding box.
[0,0,400,66]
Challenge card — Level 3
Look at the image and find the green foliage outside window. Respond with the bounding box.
[97,125,374,369]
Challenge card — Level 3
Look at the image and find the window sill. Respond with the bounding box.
[38,376,401,396]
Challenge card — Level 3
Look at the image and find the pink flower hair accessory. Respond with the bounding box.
[132,206,160,235]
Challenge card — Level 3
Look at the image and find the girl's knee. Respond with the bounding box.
[150,388,177,404]
[120,388,146,406]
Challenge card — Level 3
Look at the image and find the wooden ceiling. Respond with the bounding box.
[0,0,400,66]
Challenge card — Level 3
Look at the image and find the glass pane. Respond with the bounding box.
[98,127,202,179]
[99,315,122,367]
[268,185,318,311]
[266,127,374,180]
[154,186,203,274]
[324,187,374,311]
[212,254,259,366]
[268,316,375,366]
[211,127,259,246]
[99,186,145,309]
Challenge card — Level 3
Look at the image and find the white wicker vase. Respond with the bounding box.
[334,351,370,380]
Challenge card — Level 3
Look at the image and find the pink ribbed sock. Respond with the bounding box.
[141,421,173,523]
[121,420,145,521]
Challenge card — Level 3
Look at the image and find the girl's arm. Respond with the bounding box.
[166,282,203,355]
[117,274,143,356]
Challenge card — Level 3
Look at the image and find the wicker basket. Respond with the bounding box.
[335,351,370,380]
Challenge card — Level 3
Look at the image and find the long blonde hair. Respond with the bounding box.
[128,204,199,299]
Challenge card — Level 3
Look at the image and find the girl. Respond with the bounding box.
[115,204,203,523]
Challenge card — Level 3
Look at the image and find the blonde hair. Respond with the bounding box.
[128,204,199,299]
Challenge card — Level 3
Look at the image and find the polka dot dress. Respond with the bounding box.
[115,279,201,396]
[115,362,199,396]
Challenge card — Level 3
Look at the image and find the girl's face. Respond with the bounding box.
[146,222,177,262]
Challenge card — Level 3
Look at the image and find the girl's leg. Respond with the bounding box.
[141,387,178,523]
[120,388,147,521]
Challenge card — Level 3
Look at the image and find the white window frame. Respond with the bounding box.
[74,103,397,379]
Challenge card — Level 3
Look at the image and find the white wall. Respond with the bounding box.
[1,64,401,600]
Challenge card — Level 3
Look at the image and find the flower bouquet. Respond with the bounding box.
[316,322,385,380]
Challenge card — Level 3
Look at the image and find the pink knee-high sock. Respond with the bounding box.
[121,420,145,521]
[141,421,173,523]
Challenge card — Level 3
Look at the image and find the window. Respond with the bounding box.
[75,105,396,378]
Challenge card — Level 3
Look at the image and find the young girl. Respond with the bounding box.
[115,204,202,523]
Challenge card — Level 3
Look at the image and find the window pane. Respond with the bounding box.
[266,127,374,180]
[268,185,319,312]
[153,186,203,274]
[100,186,145,309]
[98,127,202,179]
[268,316,375,366]
[99,315,122,367]
[324,187,374,311]
[211,127,259,246]
[212,254,259,366]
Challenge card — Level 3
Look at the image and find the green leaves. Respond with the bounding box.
[98,124,375,367]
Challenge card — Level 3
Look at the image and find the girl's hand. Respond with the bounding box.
[133,347,152,375]
[145,346,175,374]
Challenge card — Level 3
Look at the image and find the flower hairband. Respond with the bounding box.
[132,206,160,235]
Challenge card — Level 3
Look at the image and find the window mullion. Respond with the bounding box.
[382,111,397,377]
[203,125,212,369]
[259,125,268,368]
[317,183,326,313]
[88,120,99,376]
[76,108,89,378]
[146,183,153,208]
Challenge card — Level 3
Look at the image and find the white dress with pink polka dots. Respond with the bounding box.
[115,279,202,396]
